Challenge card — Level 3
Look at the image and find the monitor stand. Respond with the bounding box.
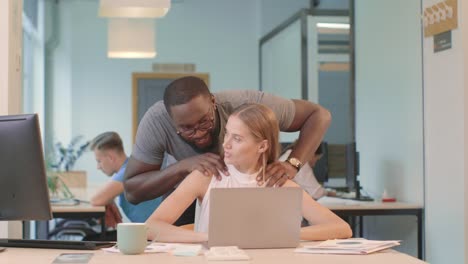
[353,181,374,202]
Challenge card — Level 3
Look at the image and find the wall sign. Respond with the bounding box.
[423,0,457,37]
[434,30,452,52]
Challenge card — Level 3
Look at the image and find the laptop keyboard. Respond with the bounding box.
[0,239,115,250]
[205,246,250,261]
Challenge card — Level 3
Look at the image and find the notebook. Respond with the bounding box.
[295,238,401,255]
[208,187,302,249]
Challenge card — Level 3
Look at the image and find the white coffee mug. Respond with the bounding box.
[117,223,147,255]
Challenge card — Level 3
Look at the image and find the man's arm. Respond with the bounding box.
[123,157,184,204]
[286,99,331,165]
[124,153,226,204]
[266,100,331,186]
[90,181,124,206]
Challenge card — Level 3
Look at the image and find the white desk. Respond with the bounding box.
[319,197,424,259]
[0,242,427,264]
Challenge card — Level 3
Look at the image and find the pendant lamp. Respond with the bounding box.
[99,0,170,18]
[107,18,156,59]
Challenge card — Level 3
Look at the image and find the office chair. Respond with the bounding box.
[48,219,99,241]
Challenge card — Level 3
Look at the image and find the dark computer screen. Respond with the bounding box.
[0,114,52,221]
[312,142,329,184]
[280,142,329,183]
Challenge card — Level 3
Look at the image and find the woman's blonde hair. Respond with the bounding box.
[231,103,280,183]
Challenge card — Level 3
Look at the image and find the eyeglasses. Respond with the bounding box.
[176,105,214,138]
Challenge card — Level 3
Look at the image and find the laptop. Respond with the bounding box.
[208,187,302,249]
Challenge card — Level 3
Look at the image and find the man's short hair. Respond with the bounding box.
[90,131,124,153]
[163,76,211,114]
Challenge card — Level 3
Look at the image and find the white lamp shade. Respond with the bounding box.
[108,19,156,59]
[99,0,170,18]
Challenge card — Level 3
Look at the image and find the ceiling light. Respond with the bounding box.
[107,19,156,59]
[316,23,350,29]
[99,0,170,18]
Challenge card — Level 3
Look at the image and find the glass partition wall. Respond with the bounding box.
[259,7,363,197]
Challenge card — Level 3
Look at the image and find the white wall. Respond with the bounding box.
[50,0,260,183]
[355,0,423,257]
[423,0,467,263]
[260,19,302,143]
[259,0,309,36]
[261,20,302,100]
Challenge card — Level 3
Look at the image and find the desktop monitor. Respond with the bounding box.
[0,114,52,221]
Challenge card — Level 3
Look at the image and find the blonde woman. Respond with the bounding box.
[146,103,352,243]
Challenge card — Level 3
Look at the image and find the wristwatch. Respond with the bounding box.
[286,157,303,171]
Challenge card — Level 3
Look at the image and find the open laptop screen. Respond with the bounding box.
[208,187,302,249]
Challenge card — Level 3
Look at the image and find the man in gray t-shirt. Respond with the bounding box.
[124,76,331,225]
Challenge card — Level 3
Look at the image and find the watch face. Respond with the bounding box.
[288,157,302,169]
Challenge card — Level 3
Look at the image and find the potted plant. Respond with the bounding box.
[51,135,90,171]
[47,173,74,200]
[48,136,90,192]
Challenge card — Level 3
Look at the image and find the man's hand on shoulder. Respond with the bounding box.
[263,161,298,187]
[180,153,229,180]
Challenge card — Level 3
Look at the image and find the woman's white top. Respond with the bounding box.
[194,164,260,233]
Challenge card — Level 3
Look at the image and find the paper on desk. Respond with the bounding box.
[172,244,203,257]
[317,196,363,205]
[102,243,175,254]
[52,253,93,264]
[295,238,400,255]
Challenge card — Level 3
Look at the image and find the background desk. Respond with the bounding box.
[52,187,106,221]
[51,187,106,220]
[319,197,424,259]
[34,187,106,240]
[50,187,106,217]
[0,242,427,264]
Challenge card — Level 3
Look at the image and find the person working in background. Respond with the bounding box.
[124,76,332,224]
[279,141,327,200]
[90,131,162,224]
[145,103,351,242]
